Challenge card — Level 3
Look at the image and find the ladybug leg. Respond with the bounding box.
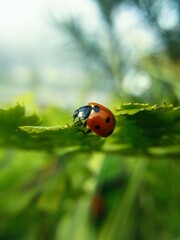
[82,120,87,128]
[74,119,87,128]
[85,129,92,134]
[79,128,92,135]
[73,118,91,135]
[74,119,84,127]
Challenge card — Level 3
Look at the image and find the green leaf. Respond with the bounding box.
[115,103,157,115]
[0,104,179,157]
[114,103,180,156]
[0,105,40,148]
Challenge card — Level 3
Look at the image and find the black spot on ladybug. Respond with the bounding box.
[105,117,110,123]
[95,125,100,130]
[94,106,100,112]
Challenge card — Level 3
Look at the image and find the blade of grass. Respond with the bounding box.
[99,157,148,240]
[56,152,105,240]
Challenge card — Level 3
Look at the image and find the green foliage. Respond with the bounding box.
[0,105,40,148]
[0,103,180,240]
[115,103,180,157]
[0,103,179,156]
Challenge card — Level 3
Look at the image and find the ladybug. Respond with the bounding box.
[73,102,116,137]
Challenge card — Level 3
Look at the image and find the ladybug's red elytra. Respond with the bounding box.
[73,102,116,137]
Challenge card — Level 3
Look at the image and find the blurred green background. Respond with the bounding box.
[0,0,180,239]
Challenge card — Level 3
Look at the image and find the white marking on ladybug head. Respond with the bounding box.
[78,111,84,119]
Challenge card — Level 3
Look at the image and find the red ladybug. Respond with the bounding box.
[73,102,116,137]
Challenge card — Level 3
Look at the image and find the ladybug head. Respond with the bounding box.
[73,109,79,121]
[73,105,92,122]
